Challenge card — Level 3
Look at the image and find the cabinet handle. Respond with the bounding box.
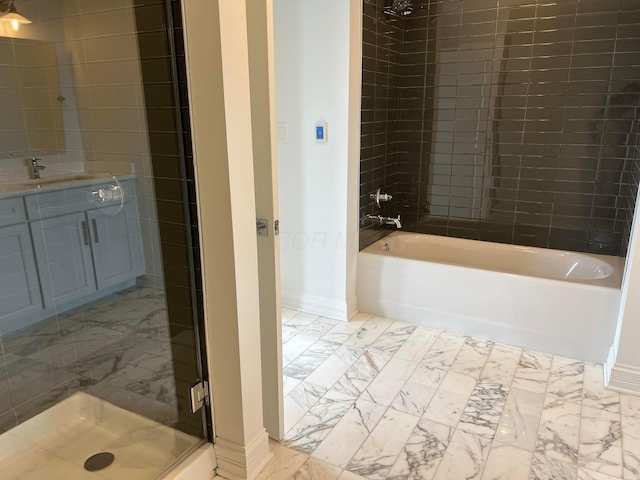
[81,221,90,246]
[91,219,100,243]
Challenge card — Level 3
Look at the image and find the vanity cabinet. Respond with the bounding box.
[87,204,144,290]
[0,223,44,330]
[28,179,144,308]
[0,178,144,334]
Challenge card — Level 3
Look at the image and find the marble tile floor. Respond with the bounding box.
[0,285,179,433]
[260,308,640,480]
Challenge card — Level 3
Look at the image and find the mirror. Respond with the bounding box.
[0,36,64,158]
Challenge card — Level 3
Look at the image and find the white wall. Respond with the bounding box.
[274,0,360,321]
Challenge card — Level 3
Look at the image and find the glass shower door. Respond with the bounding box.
[0,0,209,477]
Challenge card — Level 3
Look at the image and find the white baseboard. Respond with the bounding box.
[215,429,272,480]
[608,363,640,396]
[281,289,351,321]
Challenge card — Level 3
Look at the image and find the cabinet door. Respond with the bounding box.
[31,212,97,307]
[0,223,44,329]
[87,202,144,290]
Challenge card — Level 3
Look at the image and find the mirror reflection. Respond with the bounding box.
[0,36,64,158]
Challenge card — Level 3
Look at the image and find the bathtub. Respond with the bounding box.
[357,232,623,363]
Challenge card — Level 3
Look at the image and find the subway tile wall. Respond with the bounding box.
[360,0,640,255]
[133,0,210,439]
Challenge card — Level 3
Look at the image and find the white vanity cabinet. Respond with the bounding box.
[0,178,144,334]
[0,201,45,333]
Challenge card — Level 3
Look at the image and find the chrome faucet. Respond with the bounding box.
[30,157,45,179]
[362,214,402,229]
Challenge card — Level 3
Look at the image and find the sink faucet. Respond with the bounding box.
[30,157,45,179]
[362,214,402,229]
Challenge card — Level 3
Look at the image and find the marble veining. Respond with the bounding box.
[274,310,640,480]
[458,382,509,438]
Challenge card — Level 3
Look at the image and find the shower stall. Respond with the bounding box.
[0,0,210,477]
[360,0,640,258]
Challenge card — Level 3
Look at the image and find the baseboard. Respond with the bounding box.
[608,363,640,396]
[281,289,350,321]
[214,429,272,480]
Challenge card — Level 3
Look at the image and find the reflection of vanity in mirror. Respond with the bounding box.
[0,36,65,158]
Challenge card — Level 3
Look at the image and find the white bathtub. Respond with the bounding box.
[357,232,623,363]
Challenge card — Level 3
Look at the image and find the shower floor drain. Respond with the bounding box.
[84,452,115,471]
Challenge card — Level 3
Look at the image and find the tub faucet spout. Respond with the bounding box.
[362,214,402,229]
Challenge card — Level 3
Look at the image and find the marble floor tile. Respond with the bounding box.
[621,394,640,419]
[411,333,466,386]
[621,414,640,479]
[293,457,343,480]
[283,332,326,367]
[284,392,354,453]
[547,356,584,404]
[577,468,624,480]
[285,312,321,330]
[530,453,577,480]
[481,443,532,480]
[347,408,420,480]
[393,326,439,364]
[282,307,300,322]
[284,340,338,380]
[345,317,393,347]
[368,322,416,356]
[283,326,300,344]
[432,429,492,480]
[284,375,302,396]
[278,311,634,480]
[256,440,308,480]
[512,350,552,394]
[304,345,363,390]
[322,318,368,345]
[390,379,438,417]
[332,351,388,399]
[449,337,493,379]
[312,398,386,468]
[285,381,328,432]
[423,371,476,427]
[362,356,419,407]
[582,364,620,413]
[458,382,509,438]
[338,471,369,480]
[578,406,623,477]
[535,397,581,465]
[304,317,341,337]
[480,344,522,385]
[496,387,545,451]
[387,418,453,480]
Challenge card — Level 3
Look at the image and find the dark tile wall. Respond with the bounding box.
[133,0,211,439]
[622,122,640,255]
[359,0,403,249]
[360,0,640,256]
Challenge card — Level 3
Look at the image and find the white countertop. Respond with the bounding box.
[0,173,135,199]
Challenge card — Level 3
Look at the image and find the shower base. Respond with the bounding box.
[0,392,201,479]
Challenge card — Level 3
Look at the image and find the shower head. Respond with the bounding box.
[383,0,413,18]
